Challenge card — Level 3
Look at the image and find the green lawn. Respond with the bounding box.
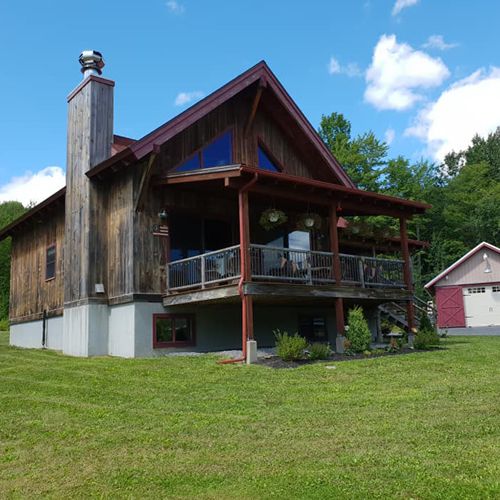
[0,333,499,499]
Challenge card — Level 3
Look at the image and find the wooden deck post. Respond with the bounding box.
[400,216,416,342]
[330,205,345,351]
[238,189,254,345]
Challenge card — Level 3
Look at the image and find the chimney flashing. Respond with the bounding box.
[67,75,115,103]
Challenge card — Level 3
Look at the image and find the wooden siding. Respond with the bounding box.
[158,92,321,180]
[65,77,113,304]
[434,250,500,287]
[9,207,65,321]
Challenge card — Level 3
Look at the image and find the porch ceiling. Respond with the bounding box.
[156,164,430,218]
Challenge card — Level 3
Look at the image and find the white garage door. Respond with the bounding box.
[463,285,500,327]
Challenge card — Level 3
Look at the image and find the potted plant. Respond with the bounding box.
[259,208,288,231]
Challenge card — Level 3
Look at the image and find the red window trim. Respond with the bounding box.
[45,243,57,282]
[171,127,234,171]
[256,137,285,172]
[153,313,196,348]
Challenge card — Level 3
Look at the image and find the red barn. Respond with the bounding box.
[425,242,500,333]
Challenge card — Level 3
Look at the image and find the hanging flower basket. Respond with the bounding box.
[296,212,322,232]
[259,208,288,231]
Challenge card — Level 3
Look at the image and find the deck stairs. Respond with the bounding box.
[379,296,436,330]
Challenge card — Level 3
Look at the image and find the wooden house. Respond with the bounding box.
[425,242,500,333]
[0,52,429,359]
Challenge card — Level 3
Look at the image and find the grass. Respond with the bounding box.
[0,332,499,499]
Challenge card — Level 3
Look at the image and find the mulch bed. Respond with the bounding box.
[254,347,443,369]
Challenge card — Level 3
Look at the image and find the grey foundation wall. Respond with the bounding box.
[10,316,63,350]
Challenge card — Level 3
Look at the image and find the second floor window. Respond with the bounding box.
[174,130,233,172]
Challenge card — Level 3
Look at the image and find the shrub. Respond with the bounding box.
[308,343,331,360]
[346,306,371,353]
[274,330,307,361]
[419,310,435,333]
[0,318,8,332]
[414,328,440,350]
[414,310,440,349]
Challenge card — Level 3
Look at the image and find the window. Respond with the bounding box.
[493,286,500,293]
[257,144,280,172]
[45,245,56,281]
[298,316,328,343]
[173,131,233,172]
[153,314,195,348]
[467,287,486,294]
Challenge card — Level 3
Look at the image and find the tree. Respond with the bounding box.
[0,201,26,320]
[318,112,388,191]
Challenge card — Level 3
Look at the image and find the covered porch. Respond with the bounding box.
[156,164,429,355]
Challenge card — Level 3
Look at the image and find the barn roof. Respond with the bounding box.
[424,241,500,289]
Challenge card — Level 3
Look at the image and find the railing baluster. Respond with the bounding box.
[359,257,365,288]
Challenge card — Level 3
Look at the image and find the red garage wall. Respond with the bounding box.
[435,286,466,328]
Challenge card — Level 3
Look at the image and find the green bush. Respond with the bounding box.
[0,317,9,332]
[414,328,440,350]
[308,343,331,360]
[419,310,435,333]
[414,310,440,349]
[346,306,371,353]
[274,330,307,361]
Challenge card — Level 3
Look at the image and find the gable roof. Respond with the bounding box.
[424,241,500,289]
[86,61,355,187]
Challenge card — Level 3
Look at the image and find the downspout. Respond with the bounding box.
[218,173,259,365]
[42,309,47,348]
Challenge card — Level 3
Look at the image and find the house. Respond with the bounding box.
[425,242,500,333]
[0,51,430,359]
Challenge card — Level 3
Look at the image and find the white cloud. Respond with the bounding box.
[0,166,65,206]
[385,128,396,145]
[364,34,450,111]
[174,91,204,106]
[328,57,362,77]
[166,0,184,14]
[405,67,500,160]
[422,35,458,51]
[392,0,419,16]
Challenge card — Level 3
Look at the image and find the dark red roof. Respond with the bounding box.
[86,61,355,187]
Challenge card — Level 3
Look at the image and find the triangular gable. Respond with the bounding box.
[425,242,500,289]
[87,61,355,187]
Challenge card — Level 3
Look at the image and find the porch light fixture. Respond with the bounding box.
[483,252,492,273]
[158,209,168,220]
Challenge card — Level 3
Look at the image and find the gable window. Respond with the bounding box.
[45,244,56,281]
[298,315,328,342]
[257,144,280,172]
[173,130,233,172]
[153,314,195,348]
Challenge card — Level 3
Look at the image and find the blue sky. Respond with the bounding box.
[1,0,500,204]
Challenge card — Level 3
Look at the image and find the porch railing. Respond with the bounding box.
[167,245,241,291]
[166,244,405,292]
[249,244,334,285]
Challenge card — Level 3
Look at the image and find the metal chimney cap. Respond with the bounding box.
[79,50,105,78]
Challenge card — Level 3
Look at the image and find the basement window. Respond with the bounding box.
[298,315,328,343]
[45,244,56,281]
[153,314,195,348]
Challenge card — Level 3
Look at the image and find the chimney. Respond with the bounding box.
[63,50,114,356]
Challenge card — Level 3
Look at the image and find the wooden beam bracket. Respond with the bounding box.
[134,147,159,212]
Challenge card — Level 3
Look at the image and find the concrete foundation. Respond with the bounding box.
[335,335,345,353]
[10,316,63,350]
[63,303,109,356]
[246,340,258,364]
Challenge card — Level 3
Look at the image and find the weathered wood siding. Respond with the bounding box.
[158,94,319,179]
[9,207,65,321]
[65,77,113,305]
